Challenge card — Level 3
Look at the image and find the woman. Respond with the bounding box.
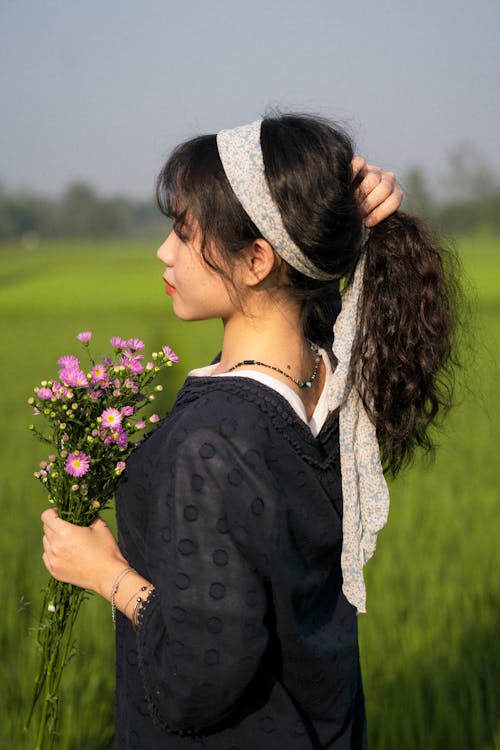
[41,113,457,748]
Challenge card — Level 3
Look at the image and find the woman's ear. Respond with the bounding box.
[241,238,281,287]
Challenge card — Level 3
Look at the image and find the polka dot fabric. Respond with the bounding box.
[114,376,367,749]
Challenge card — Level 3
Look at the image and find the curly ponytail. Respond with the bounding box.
[354,212,460,475]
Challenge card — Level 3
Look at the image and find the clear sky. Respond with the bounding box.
[1,0,499,199]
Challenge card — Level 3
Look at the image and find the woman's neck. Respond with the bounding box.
[216,298,305,369]
[212,296,325,417]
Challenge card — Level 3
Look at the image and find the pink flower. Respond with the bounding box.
[162,346,179,363]
[124,378,139,393]
[127,338,145,351]
[59,368,89,388]
[65,452,90,478]
[51,381,68,399]
[135,419,146,430]
[149,413,160,423]
[120,356,143,375]
[123,349,144,361]
[110,336,127,349]
[77,331,92,343]
[90,364,108,384]
[36,387,53,400]
[115,461,127,475]
[121,406,134,416]
[101,407,122,428]
[117,431,129,447]
[104,428,128,447]
[58,355,79,369]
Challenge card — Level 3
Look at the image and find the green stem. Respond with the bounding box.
[35,642,59,750]
[26,580,88,748]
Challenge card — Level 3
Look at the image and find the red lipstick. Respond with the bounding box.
[165,282,176,296]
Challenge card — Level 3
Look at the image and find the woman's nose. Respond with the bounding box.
[157,232,175,264]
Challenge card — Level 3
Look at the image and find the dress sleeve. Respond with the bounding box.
[135,422,276,735]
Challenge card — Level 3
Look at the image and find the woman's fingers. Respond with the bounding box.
[351,158,403,226]
[351,155,367,180]
[358,171,396,214]
[356,167,391,205]
[41,507,58,526]
[364,187,404,227]
[40,506,126,591]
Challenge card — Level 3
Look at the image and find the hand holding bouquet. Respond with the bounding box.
[25,332,178,749]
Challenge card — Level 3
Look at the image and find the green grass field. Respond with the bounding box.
[1,234,498,749]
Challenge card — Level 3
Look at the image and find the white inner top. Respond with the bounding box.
[188,348,333,437]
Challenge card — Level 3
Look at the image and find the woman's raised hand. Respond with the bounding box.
[352,156,403,227]
[41,508,128,597]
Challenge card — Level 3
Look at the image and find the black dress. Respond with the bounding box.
[114,375,367,749]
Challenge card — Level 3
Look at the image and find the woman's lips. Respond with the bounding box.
[163,276,176,297]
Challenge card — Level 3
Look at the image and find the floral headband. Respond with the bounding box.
[217,120,335,280]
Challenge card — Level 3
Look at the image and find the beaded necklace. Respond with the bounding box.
[226,346,321,389]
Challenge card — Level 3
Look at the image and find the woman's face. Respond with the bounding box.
[157,222,237,322]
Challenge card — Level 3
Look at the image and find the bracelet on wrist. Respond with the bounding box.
[131,588,153,632]
[110,566,134,629]
[124,585,149,618]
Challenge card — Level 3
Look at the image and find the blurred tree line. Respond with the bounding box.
[0,141,498,242]
[0,182,166,243]
[403,141,500,236]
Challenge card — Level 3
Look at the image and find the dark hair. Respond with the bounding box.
[156,113,460,475]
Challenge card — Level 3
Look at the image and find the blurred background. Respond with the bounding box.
[1,1,498,748]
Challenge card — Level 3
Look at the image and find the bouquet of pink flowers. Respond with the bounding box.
[25,331,178,749]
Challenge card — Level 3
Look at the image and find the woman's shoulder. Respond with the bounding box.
[172,375,295,430]
[162,376,281,453]
[163,375,340,471]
